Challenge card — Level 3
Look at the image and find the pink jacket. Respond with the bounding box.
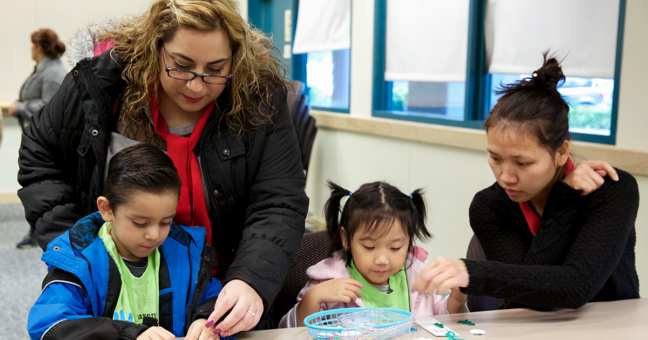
[279,246,459,328]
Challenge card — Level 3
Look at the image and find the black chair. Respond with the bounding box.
[287,80,317,177]
[267,231,331,327]
[465,234,503,312]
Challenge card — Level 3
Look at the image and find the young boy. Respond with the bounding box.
[28,144,222,340]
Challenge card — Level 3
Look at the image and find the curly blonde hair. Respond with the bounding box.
[101,0,288,134]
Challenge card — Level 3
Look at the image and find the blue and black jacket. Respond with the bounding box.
[28,212,223,340]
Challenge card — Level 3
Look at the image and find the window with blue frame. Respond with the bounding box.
[373,0,626,144]
[305,49,350,110]
[292,0,351,112]
[489,75,615,136]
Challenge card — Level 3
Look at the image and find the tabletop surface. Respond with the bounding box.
[179,298,648,340]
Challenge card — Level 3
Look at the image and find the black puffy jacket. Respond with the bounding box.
[18,50,309,320]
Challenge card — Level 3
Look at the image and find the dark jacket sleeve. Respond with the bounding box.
[462,171,640,309]
[18,72,83,250]
[224,87,308,310]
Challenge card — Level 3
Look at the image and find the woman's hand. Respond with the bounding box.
[185,318,219,340]
[135,326,175,340]
[446,287,468,314]
[412,257,469,296]
[206,279,263,337]
[8,102,18,116]
[562,160,618,196]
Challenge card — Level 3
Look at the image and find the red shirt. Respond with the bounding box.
[520,158,575,236]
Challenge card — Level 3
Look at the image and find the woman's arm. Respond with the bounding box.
[210,86,308,335]
[18,72,84,250]
[462,172,639,309]
[224,86,309,306]
[14,70,65,119]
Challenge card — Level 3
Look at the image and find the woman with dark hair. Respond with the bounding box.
[18,0,308,335]
[411,53,640,310]
[12,28,67,248]
[9,29,67,131]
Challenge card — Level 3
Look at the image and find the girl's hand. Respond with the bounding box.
[185,319,219,340]
[206,279,263,338]
[311,278,364,304]
[296,279,363,327]
[135,326,175,340]
[562,160,618,196]
[412,257,469,296]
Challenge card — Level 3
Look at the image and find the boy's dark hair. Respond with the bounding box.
[324,180,432,266]
[484,51,570,157]
[103,144,182,210]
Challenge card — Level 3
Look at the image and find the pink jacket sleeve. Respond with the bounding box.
[278,279,325,328]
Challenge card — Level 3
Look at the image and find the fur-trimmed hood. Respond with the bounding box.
[66,21,119,67]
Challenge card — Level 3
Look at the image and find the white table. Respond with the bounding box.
[180,298,648,339]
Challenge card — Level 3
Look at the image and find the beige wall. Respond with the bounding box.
[0,0,248,104]
[305,0,648,297]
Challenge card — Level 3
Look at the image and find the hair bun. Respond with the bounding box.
[530,51,565,92]
[55,40,66,55]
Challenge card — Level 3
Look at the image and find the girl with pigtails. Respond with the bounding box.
[279,181,468,328]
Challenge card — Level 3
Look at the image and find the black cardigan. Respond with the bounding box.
[462,169,640,309]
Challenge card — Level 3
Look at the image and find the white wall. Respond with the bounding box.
[0,0,249,104]
[305,0,648,296]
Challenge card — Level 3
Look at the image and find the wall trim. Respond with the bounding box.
[311,110,648,176]
[0,191,20,204]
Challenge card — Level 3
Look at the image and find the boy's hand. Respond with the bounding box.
[185,319,219,340]
[311,278,364,304]
[135,326,175,340]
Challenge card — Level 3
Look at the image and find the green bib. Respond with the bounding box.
[347,260,410,312]
[99,222,160,324]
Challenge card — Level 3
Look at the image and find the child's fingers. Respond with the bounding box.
[143,327,174,340]
[199,329,219,340]
[184,322,199,340]
[344,284,362,299]
[345,279,365,288]
[340,289,359,302]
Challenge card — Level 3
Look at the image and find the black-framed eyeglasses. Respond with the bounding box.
[162,46,232,85]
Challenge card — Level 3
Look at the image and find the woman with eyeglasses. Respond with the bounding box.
[18,0,308,338]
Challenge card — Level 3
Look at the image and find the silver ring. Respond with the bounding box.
[248,310,255,317]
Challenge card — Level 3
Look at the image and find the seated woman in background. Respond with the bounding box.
[280,181,467,328]
[411,52,640,310]
[11,28,67,249]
